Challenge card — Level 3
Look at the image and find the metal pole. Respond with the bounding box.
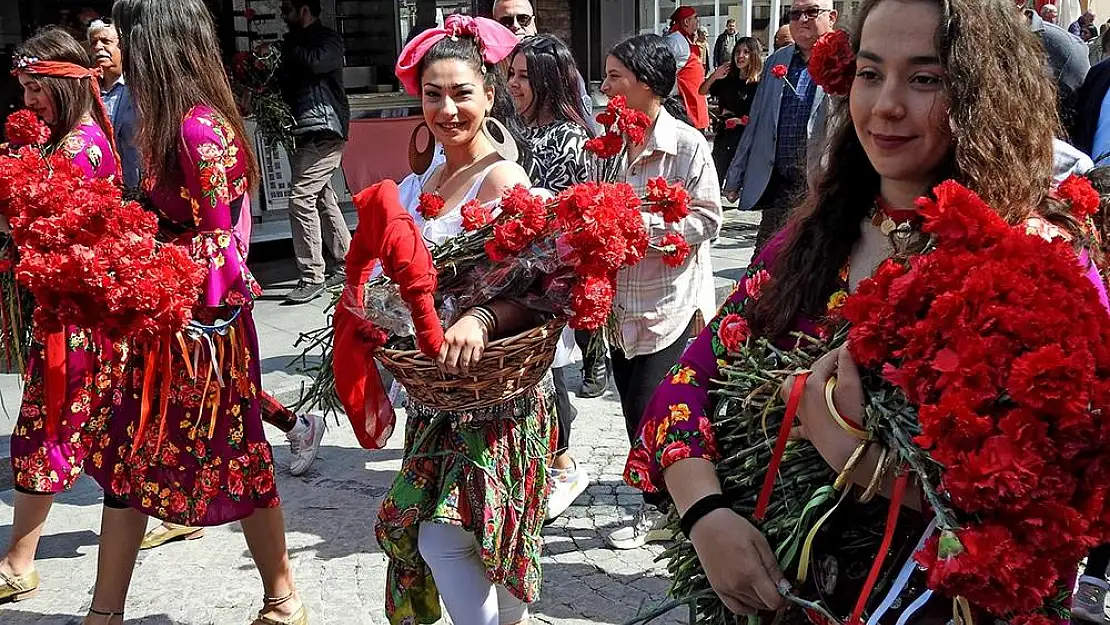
[769,0,782,50]
[743,0,753,36]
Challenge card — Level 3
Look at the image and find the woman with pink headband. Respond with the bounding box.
[377,14,551,625]
[0,27,121,606]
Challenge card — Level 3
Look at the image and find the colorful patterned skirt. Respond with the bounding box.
[10,325,115,494]
[84,308,280,525]
[376,375,557,625]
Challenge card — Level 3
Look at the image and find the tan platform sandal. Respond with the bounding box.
[252,591,308,625]
[0,568,39,604]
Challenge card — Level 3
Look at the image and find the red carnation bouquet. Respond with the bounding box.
[838,180,1110,622]
[0,110,205,342]
[659,178,1110,625]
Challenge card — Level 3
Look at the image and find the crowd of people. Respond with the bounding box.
[3,0,1110,624]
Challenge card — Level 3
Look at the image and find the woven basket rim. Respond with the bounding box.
[377,317,565,359]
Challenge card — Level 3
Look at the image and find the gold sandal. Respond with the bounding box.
[139,522,205,550]
[252,591,308,625]
[0,568,39,604]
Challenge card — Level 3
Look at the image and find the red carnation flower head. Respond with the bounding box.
[771,64,788,80]
[1056,174,1100,219]
[808,30,856,97]
[585,132,624,159]
[618,108,652,146]
[645,177,691,223]
[417,192,445,220]
[5,109,50,147]
[917,180,1008,247]
[716,313,750,353]
[659,232,691,267]
[460,199,493,231]
[596,110,617,128]
[570,273,616,330]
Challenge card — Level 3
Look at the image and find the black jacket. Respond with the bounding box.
[1071,57,1110,157]
[280,21,350,140]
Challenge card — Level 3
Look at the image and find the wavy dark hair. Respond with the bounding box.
[750,0,1065,339]
[509,34,594,135]
[113,0,260,190]
[608,34,691,124]
[15,28,105,146]
[730,36,764,84]
[418,33,533,172]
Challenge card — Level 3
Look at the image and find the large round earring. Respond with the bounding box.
[408,121,435,175]
[483,117,519,164]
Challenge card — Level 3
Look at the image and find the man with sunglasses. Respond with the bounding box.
[492,0,538,37]
[724,0,835,251]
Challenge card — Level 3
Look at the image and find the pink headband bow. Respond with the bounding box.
[395,14,520,96]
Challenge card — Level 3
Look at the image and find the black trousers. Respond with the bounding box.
[1088,544,1110,579]
[551,330,600,456]
[611,317,696,507]
[754,168,807,253]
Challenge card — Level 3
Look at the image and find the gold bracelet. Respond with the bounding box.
[834,440,871,491]
[824,376,870,440]
[858,445,895,504]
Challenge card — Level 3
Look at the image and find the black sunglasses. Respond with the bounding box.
[498,13,533,28]
[788,7,831,21]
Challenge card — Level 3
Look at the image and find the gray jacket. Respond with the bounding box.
[724,44,829,211]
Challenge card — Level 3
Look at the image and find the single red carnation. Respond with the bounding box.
[417,192,445,220]
[5,110,50,147]
[771,64,788,80]
[596,110,617,128]
[570,274,615,330]
[460,199,492,231]
[1057,174,1100,219]
[808,30,856,97]
[585,133,624,159]
[660,232,691,268]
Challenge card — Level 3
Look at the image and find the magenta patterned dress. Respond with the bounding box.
[9,120,120,494]
[84,106,277,525]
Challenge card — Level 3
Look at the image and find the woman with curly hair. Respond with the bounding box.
[623,0,1103,620]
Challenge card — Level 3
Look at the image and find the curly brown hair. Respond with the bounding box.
[750,0,1066,339]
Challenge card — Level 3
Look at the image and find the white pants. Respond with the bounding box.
[418,522,529,625]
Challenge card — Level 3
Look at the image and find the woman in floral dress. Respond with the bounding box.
[625,0,1107,621]
[379,15,554,625]
[0,27,122,605]
[80,1,304,624]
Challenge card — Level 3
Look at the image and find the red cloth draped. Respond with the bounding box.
[333,180,443,449]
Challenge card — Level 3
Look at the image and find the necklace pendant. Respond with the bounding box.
[879,216,897,236]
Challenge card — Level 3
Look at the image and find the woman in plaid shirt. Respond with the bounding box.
[598,34,724,550]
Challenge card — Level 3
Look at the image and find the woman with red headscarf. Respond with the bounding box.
[665,6,711,130]
[0,27,121,606]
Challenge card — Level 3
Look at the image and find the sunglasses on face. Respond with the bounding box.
[788,7,830,21]
[498,13,533,28]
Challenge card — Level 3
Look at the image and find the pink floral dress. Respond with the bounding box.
[84,106,276,525]
[10,120,119,494]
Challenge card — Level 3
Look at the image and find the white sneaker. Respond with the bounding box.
[546,460,589,521]
[286,413,325,476]
[1073,577,1110,624]
[604,503,673,550]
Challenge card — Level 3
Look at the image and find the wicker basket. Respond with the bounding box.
[377,318,566,412]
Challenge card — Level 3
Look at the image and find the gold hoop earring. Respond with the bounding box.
[408,121,435,175]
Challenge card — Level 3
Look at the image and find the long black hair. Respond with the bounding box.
[608,34,689,125]
[509,34,593,135]
[418,34,533,172]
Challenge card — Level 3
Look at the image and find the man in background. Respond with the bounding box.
[725,0,834,250]
[1041,4,1058,24]
[1071,9,1098,39]
[279,0,352,305]
[713,19,739,68]
[88,20,140,190]
[774,24,795,50]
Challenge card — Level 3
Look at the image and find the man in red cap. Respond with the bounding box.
[665,6,710,130]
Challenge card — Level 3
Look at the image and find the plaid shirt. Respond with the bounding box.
[774,50,818,174]
[614,109,723,358]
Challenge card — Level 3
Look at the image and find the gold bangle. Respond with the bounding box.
[834,440,871,491]
[825,376,870,440]
[858,445,894,504]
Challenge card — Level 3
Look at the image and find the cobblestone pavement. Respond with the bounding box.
[0,211,760,625]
